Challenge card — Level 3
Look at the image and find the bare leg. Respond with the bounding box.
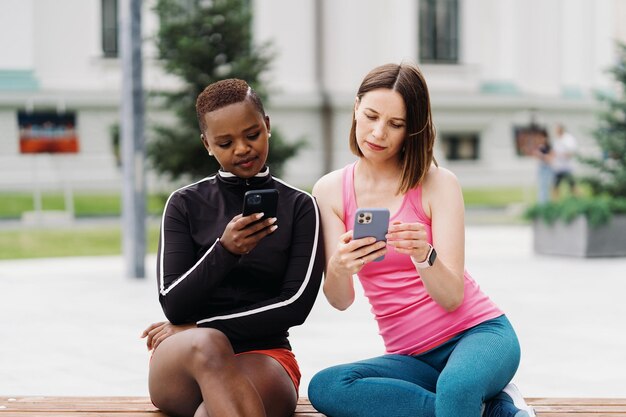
[191,353,298,417]
[149,328,265,417]
[235,353,298,417]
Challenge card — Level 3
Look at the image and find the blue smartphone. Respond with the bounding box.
[353,208,390,262]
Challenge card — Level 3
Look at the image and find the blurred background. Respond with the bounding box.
[2,0,625,203]
[1,0,626,399]
[2,0,626,260]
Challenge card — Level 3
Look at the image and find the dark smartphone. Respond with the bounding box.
[242,189,279,220]
[353,208,390,262]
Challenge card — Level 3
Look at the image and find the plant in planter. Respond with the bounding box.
[526,42,626,257]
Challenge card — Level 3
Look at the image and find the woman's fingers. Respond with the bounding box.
[140,321,166,338]
[340,239,387,271]
[145,322,167,350]
[221,214,278,254]
[387,222,426,240]
[356,244,387,267]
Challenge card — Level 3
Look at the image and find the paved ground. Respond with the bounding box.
[1,224,625,398]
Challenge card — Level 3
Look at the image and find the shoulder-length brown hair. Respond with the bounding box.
[349,63,437,194]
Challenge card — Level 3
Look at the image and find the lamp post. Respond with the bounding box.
[119,0,146,278]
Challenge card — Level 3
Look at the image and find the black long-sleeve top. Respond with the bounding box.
[156,167,324,353]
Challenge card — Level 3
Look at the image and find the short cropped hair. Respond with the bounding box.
[349,63,437,194]
[196,78,265,133]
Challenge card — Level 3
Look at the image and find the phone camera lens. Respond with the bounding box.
[247,194,262,205]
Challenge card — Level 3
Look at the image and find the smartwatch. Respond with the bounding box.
[412,244,437,269]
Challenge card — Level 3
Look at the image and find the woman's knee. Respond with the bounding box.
[308,364,354,406]
[188,328,235,371]
[436,377,483,415]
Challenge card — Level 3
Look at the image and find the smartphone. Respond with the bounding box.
[242,189,279,220]
[353,208,390,262]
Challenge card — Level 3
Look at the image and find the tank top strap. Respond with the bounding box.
[405,183,431,226]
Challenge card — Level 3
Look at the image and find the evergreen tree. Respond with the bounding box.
[148,0,304,180]
[578,42,626,199]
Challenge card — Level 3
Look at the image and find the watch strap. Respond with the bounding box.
[412,244,436,269]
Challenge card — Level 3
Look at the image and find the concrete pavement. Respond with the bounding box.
[1,224,625,398]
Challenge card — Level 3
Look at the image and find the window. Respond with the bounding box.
[419,0,459,63]
[102,0,118,57]
[513,125,548,157]
[441,133,479,161]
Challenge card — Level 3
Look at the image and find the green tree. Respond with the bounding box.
[578,41,626,199]
[148,0,304,180]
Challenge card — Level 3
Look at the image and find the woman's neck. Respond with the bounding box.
[354,157,405,211]
[356,157,402,186]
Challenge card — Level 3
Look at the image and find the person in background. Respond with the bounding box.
[141,78,324,417]
[533,129,553,203]
[551,123,578,199]
[308,63,536,417]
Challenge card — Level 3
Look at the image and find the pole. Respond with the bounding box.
[119,0,146,278]
[315,0,333,175]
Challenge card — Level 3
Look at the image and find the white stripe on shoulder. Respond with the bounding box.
[159,176,216,296]
[197,178,320,325]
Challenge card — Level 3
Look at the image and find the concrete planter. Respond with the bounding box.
[533,215,626,257]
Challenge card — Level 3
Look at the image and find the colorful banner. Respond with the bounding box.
[18,111,79,154]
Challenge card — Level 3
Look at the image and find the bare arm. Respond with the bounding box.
[386,167,465,311]
[312,171,386,310]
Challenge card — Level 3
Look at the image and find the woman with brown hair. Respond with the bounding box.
[308,63,534,417]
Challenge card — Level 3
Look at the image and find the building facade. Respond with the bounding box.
[0,0,624,194]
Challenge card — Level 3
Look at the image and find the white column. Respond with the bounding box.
[559,0,589,97]
[466,0,517,93]
[253,0,317,95]
[0,0,34,69]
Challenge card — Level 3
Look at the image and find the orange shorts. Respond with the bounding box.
[237,348,301,393]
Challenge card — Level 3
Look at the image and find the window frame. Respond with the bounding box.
[419,0,459,64]
[102,0,118,58]
[440,132,480,161]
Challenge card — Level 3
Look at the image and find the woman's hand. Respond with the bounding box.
[329,230,387,274]
[140,321,195,351]
[386,221,431,264]
[220,213,278,255]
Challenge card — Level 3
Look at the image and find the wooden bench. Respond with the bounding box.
[2,396,626,416]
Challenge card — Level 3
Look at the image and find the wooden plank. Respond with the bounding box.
[529,398,626,406]
[535,406,626,413]
[527,398,626,415]
[0,396,323,416]
[537,411,626,417]
[0,414,164,417]
[5,396,626,416]
[0,397,159,412]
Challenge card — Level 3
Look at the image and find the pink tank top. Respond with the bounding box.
[342,162,503,354]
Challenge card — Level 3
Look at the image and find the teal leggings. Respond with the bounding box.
[308,315,520,417]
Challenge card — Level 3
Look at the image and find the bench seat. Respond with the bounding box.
[2,396,626,416]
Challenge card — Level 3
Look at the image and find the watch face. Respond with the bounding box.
[428,247,437,265]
